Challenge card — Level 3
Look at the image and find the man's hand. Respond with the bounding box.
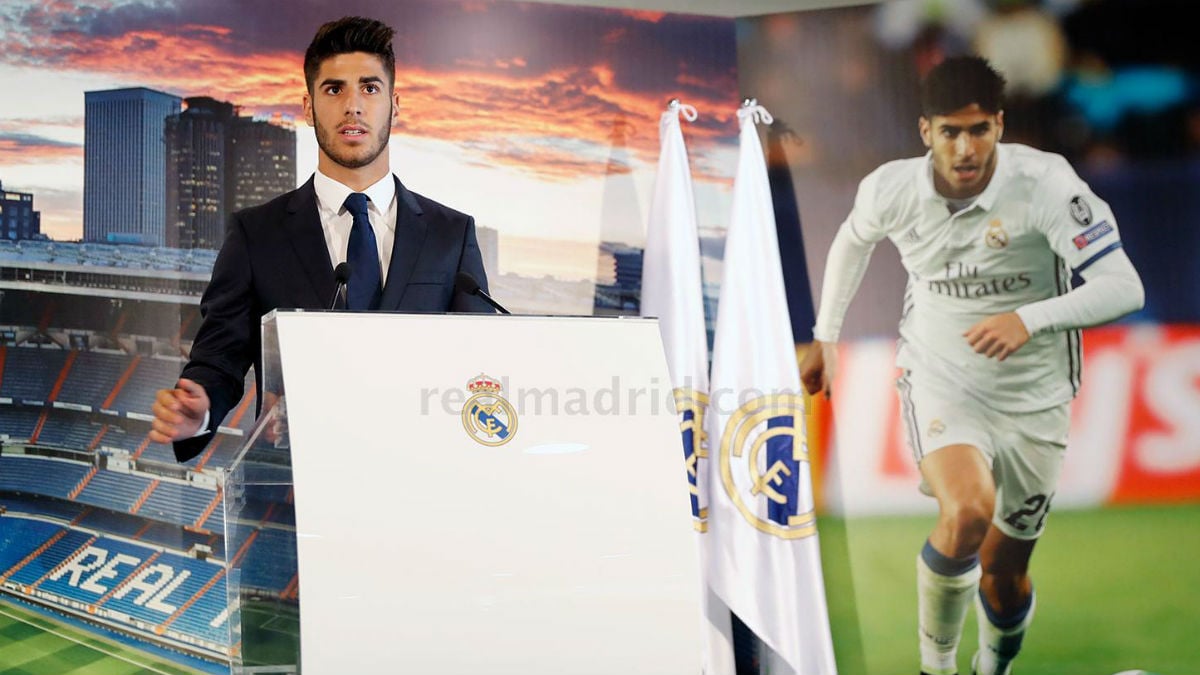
[964,312,1030,361]
[799,340,838,399]
[149,378,210,443]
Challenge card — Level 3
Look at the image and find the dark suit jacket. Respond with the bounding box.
[173,174,490,461]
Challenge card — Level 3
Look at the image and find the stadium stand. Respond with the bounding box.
[0,518,64,576]
[0,242,292,665]
[139,521,226,559]
[0,494,88,523]
[56,350,132,409]
[0,346,68,404]
[0,455,91,499]
[110,356,183,415]
[31,413,107,449]
[76,470,153,513]
[5,528,93,586]
[1,516,231,651]
[0,406,41,439]
[74,505,152,538]
[140,480,222,531]
[239,527,297,593]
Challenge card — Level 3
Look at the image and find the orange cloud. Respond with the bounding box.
[388,63,738,183]
[8,27,304,111]
[6,19,739,184]
[618,10,668,23]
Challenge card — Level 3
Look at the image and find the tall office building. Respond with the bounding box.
[84,87,182,245]
[0,180,42,241]
[228,114,296,214]
[165,97,233,249]
[164,98,296,249]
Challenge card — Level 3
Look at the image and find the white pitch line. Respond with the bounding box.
[0,605,183,675]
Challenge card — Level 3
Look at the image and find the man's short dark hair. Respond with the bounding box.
[920,55,1006,118]
[304,16,396,94]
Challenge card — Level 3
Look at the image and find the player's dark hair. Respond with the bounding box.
[304,16,396,94]
[920,55,1006,117]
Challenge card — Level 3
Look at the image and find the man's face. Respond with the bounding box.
[919,103,1004,200]
[303,52,399,174]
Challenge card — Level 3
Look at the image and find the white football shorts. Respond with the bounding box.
[896,369,1069,540]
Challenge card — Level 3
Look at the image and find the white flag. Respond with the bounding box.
[640,100,736,675]
[707,101,838,675]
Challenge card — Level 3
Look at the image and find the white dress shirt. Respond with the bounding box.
[312,169,399,285]
[195,170,401,437]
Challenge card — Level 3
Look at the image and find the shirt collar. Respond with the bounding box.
[313,169,397,218]
[918,143,1010,211]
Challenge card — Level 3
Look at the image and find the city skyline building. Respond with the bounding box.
[165,96,232,249]
[164,97,296,249]
[593,241,643,315]
[84,87,182,246]
[228,113,296,215]
[0,180,43,241]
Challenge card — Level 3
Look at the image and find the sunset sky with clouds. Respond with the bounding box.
[0,0,743,278]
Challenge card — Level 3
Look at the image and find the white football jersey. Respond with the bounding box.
[848,143,1125,412]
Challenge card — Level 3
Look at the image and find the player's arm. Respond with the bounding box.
[966,166,1144,360]
[1015,248,1143,335]
[965,251,1143,360]
[802,183,886,396]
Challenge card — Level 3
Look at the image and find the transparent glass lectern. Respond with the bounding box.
[223,312,300,674]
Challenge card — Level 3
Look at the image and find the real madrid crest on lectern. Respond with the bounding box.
[461,373,518,446]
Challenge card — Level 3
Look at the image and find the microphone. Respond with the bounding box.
[454,272,510,314]
[329,262,352,309]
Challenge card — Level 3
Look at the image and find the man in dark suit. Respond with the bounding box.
[150,16,490,461]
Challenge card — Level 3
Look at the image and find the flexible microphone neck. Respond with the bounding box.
[454,272,510,314]
[330,262,352,310]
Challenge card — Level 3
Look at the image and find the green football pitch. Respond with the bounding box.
[819,502,1200,675]
[0,600,298,675]
[0,504,1195,674]
[0,600,201,675]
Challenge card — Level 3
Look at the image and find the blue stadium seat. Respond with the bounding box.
[56,351,131,410]
[0,347,68,404]
[0,406,42,440]
[0,455,90,499]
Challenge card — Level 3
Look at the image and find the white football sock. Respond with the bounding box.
[917,541,981,675]
[973,589,1035,675]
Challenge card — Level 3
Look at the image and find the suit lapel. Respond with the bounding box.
[379,176,428,310]
[285,177,336,307]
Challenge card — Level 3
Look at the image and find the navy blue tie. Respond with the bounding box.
[343,192,382,310]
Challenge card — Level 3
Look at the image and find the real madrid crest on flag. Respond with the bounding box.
[461,374,518,446]
[718,393,815,539]
[673,388,710,532]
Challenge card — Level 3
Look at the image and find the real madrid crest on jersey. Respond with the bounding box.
[985,219,1009,249]
[718,393,816,539]
[462,374,518,446]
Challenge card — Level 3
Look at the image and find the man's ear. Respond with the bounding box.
[995,110,1005,140]
[303,92,314,127]
[919,116,932,148]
